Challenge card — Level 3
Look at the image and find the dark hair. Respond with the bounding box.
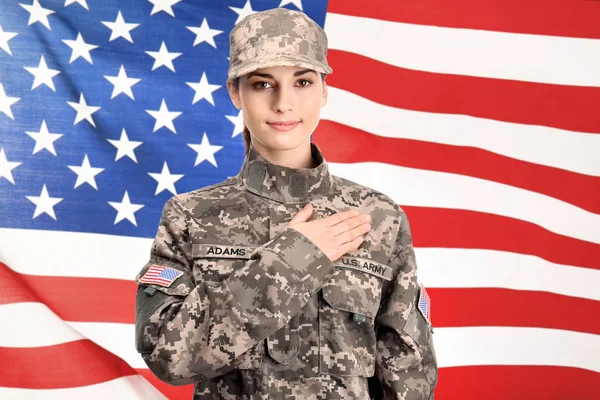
[230,72,327,155]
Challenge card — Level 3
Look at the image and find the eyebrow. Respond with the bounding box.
[245,69,315,80]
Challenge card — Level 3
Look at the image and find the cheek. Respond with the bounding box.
[302,94,323,118]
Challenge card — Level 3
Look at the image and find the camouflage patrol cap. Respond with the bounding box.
[228,7,333,79]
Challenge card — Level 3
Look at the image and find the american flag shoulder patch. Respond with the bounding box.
[139,265,183,288]
[417,283,431,323]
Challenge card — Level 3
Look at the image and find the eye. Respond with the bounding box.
[253,81,273,90]
[298,79,312,87]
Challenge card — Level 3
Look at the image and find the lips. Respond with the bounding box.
[267,121,300,132]
[268,121,299,126]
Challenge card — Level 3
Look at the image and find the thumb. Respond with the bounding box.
[289,203,313,225]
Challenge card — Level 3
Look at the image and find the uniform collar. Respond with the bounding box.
[238,141,333,204]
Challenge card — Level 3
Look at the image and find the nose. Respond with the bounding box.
[272,86,293,113]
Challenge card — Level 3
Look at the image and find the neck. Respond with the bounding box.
[249,140,315,169]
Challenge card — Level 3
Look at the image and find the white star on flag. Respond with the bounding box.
[278,0,303,10]
[146,99,181,133]
[64,0,89,10]
[62,32,98,64]
[145,41,182,72]
[25,120,63,156]
[24,55,61,91]
[101,11,139,43]
[186,18,222,48]
[67,93,100,127]
[0,25,18,56]
[186,72,221,105]
[148,0,182,17]
[19,0,55,30]
[187,132,223,167]
[108,191,144,226]
[107,128,143,163]
[229,0,256,24]
[0,147,22,184]
[0,83,20,120]
[26,184,63,220]
[67,154,105,189]
[226,110,244,138]
[104,65,141,100]
[148,161,184,195]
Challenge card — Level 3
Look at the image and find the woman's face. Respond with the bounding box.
[227,65,328,153]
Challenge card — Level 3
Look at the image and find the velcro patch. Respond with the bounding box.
[334,256,393,281]
[192,244,255,259]
[417,283,431,323]
[139,265,183,287]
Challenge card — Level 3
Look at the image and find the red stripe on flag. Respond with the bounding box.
[0,340,136,389]
[437,365,600,399]
[327,0,600,39]
[326,50,600,134]
[315,122,600,215]
[1,263,136,323]
[404,206,600,271]
[429,288,600,335]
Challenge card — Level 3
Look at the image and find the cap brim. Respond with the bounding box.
[228,52,333,79]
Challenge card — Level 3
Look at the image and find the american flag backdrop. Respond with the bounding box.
[0,0,599,398]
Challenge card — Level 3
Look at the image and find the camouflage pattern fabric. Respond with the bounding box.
[135,141,438,399]
[228,7,333,79]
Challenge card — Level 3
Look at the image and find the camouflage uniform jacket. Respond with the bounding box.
[134,142,438,399]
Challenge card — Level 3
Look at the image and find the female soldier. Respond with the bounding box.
[135,7,438,400]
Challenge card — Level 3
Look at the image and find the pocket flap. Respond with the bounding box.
[321,268,382,319]
[192,243,255,259]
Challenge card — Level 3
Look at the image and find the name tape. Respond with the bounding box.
[193,244,256,259]
[335,256,393,281]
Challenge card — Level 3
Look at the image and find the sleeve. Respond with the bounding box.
[371,209,438,400]
[134,197,336,385]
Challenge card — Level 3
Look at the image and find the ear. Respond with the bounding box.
[227,79,242,110]
[321,80,328,108]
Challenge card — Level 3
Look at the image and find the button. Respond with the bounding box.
[352,313,366,323]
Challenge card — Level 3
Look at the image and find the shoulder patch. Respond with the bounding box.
[417,283,431,323]
[139,265,183,287]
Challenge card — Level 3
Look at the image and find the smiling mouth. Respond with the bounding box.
[267,121,300,125]
[267,121,300,131]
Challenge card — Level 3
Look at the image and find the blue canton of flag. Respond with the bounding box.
[0,0,328,239]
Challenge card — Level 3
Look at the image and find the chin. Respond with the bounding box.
[257,133,307,151]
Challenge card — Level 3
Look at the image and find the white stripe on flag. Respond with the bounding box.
[0,375,166,400]
[435,326,600,372]
[416,248,600,301]
[325,12,600,87]
[0,302,83,347]
[321,87,600,176]
[328,162,600,244]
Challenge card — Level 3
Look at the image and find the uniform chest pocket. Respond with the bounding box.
[319,257,390,377]
[191,242,262,370]
[191,242,256,282]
